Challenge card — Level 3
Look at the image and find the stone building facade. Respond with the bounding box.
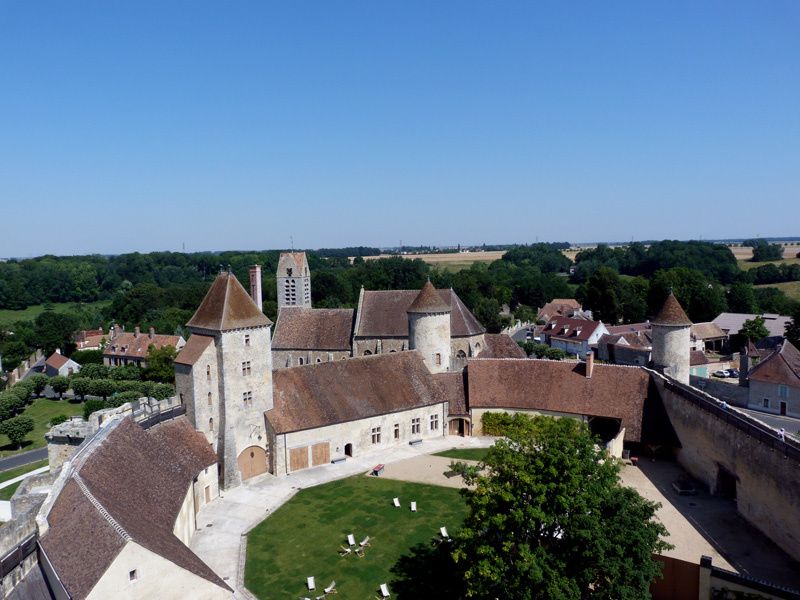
[650,292,692,385]
[276,252,311,308]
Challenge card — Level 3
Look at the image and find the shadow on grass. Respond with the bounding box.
[390,541,465,599]
[0,441,33,453]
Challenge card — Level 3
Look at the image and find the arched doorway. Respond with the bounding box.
[344,443,353,457]
[237,446,268,480]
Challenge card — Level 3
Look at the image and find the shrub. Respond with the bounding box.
[110,364,141,381]
[114,391,142,405]
[11,381,34,404]
[88,378,115,401]
[70,377,92,400]
[482,412,516,436]
[28,374,49,397]
[76,364,110,380]
[50,375,69,399]
[49,414,69,426]
[544,348,568,360]
[83,399,106,420]
[69,349,104,365]
[114,380,146,394]
[151,383,176,401]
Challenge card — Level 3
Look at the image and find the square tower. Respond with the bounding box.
[277,252,311,308]
[175,270,273,489]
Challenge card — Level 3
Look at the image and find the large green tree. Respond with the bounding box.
[0,416,35,449]
[141,345,178,383]
[453,415,670,599]
[581,267,622,324]
[740,317,770,342]
[785,306,800,348]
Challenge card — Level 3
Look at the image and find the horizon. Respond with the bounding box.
[2,2,799,257]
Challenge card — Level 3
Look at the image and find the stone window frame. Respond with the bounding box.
[393,423,400,439]
[411,417,421,435]
[243,390,253,406]
[371,426,381,444]
[244,334,250,346]
[430,414,439,431]
[242,361,252,376]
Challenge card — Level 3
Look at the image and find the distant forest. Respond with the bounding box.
[1,240,798,373]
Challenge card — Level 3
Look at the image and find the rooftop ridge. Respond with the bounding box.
[72,472,132,542]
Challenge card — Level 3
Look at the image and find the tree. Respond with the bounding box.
[0,416,35,449]
[28,374,49,397]
[88,378,115,401]
[740,317,770,342]
[727,282,758,313]
[50,375,69,399]
[473,298,503,334]
[10,381,34,405]
[141,345,177,383]
[77,363,110,380]
[49,414,69,426]
[33,310,79,355]
[786,306,800,348]
[453,415,670,599]
[581,267,622,324]
[750,240,783,262]
[70,377,92,400]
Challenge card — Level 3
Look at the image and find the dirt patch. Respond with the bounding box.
[375,455,476,489]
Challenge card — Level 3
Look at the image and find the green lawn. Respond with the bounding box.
[433,447,490,461]
[0,300,109,327]
[755,281,800,301]
[245,475,467,599]
[0,398,84,457]
[0,459,49,500]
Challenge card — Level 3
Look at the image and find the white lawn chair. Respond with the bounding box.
[347,533,356,546]
[324,580,337,594]
[392,497,400,508]
[410,501,417,512]
[380,582,390,598]
[307,576,315,590]
[338,546,351,557]
[360,536,371,547]
[356,546,365,558]
[440,527,450,539]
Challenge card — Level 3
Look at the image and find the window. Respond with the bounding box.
[779,385,789,399]
[394,423,400,439]
[299,357,304,365]
[371,426,382,444]
[242,361,252,376]
[128,569,138,582]
[206,365,211,381]
[244,334,250,346]
[411,418,421,435]
[209,418,214,432]
[430,414,439,431]
[763,398,770,408]
[435,353,441,366]
[243,391,253,406]
[207,392,212,406]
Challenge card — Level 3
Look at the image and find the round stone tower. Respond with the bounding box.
[407,281,451,374]
[651,291,692,384]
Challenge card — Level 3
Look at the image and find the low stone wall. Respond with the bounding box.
[690,375,749,407]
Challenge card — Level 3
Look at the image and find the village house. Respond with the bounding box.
[43,350,81,378]
[542,316,609,356]
[746,340,800,418]
[103,325,185,368]
[74,328,106,351]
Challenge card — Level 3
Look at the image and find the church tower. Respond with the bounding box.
[277,252,311,308]
[176,270,273,489]
[407,281,451,374]
[651,291,692,384]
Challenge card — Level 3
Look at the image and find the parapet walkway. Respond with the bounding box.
[189,435,494,598]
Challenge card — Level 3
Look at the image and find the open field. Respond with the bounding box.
[738,257,800,271]
[0,398,84,457]
[363,251,505,271]
[0,300,109,327]
[244,475,466,599]
[730,245,800,261]
[755,281,800,301]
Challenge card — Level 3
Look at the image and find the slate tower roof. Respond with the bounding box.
[187,271,272,331]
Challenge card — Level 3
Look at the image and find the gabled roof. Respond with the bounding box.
[187,271,272,331]
[537,299,582,321]
[174,334,215,366]
[653,292,692,326]
[354,289,484,338]
[407,281,451,314]
[267,352,445,434]
[40,417,227,599]
[690,350,710,366]
[433,372,467,416]
[749,341,800,387]
[606,322,651,335]
[45,352,69,369]
[478,334,527,359]
[712,313,791,338]
[691,322,726,340]
[103,332,183,359]
[543,316,604,342]
[272,308,355,351]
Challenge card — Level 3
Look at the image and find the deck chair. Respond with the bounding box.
[410,501,417,512]
[338,546,351,557]
[440,527,450,539]
[324,581,337,594]
[360,536,371,548]
[307,576,316,590]
[380,582,390,598]
[355,546,365,558]
[347,533,356,546]
[392,497,400,508]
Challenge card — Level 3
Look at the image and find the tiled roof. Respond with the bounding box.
[478,334,527,359]
[407,282,451,314]
[712,312,791,338]
[272,308,354,351]
[537,299,582,321]
[749,341,800,387]
[691,322,726,340]
[45,352,69,369]
[606,322,651,335]
[103,331,183,359]
[433,372,467,416]
[355,289,484,338]
[466,359,654,442]
[690,350,710,366]
[174,334,215,366]
[41,417,226,599]
[267,351,445,433]
[598,331,651,350]
[653,293,692,326]
[543,316,603,342]
[187,272,272,332]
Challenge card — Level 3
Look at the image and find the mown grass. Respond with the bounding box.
[0,459,49,500]
[244,475,466,599]
[433,447,490,461]
[0,398,84,457]
[0,300,109,327]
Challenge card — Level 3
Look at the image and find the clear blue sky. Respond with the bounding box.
[1,1,798,256]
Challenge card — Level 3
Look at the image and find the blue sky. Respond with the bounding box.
[1,1,798,256]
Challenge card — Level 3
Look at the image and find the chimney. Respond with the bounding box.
[739,346,749,387]
[134,326,140,337]
[585,350,594,378]
[249,264,263,312]
[55,348,61,355]
[149,327,155,340]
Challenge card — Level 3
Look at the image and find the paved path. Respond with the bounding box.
[0,448,47,472]
[738,407,800,437]
[190,435,494,598]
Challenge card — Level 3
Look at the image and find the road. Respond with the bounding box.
[737,407,800,437]
[0,448,48,472]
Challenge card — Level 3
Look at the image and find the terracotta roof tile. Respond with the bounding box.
[543,316,604,342]
[272,308,354,351]
[749,341,800,386]
[691,322,726,340]
[104,331,183,360]
[45,352,69,369]
[479,334,527,359]
[690,351,710,366]
[433,372,467,415]
[174,334,214,366]
[653,293,692,326]
[187,272,271,332]
[267,351,445,433]
[407,281,451,313]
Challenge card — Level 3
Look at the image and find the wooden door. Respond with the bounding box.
[311,442,330,466]
[289,446,309,472]
[237,446,268,480]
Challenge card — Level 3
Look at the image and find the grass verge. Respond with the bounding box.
[0,459,49,501]
[433,447,490,461]
[0,398,84,457]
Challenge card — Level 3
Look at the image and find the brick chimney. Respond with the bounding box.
[149,327,155,340]
[585,350,594,378]
[249,264,263,312]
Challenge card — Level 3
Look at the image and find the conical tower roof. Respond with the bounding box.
[187,271,272,331]
[407,281,451,314]
[652,291,692,326]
